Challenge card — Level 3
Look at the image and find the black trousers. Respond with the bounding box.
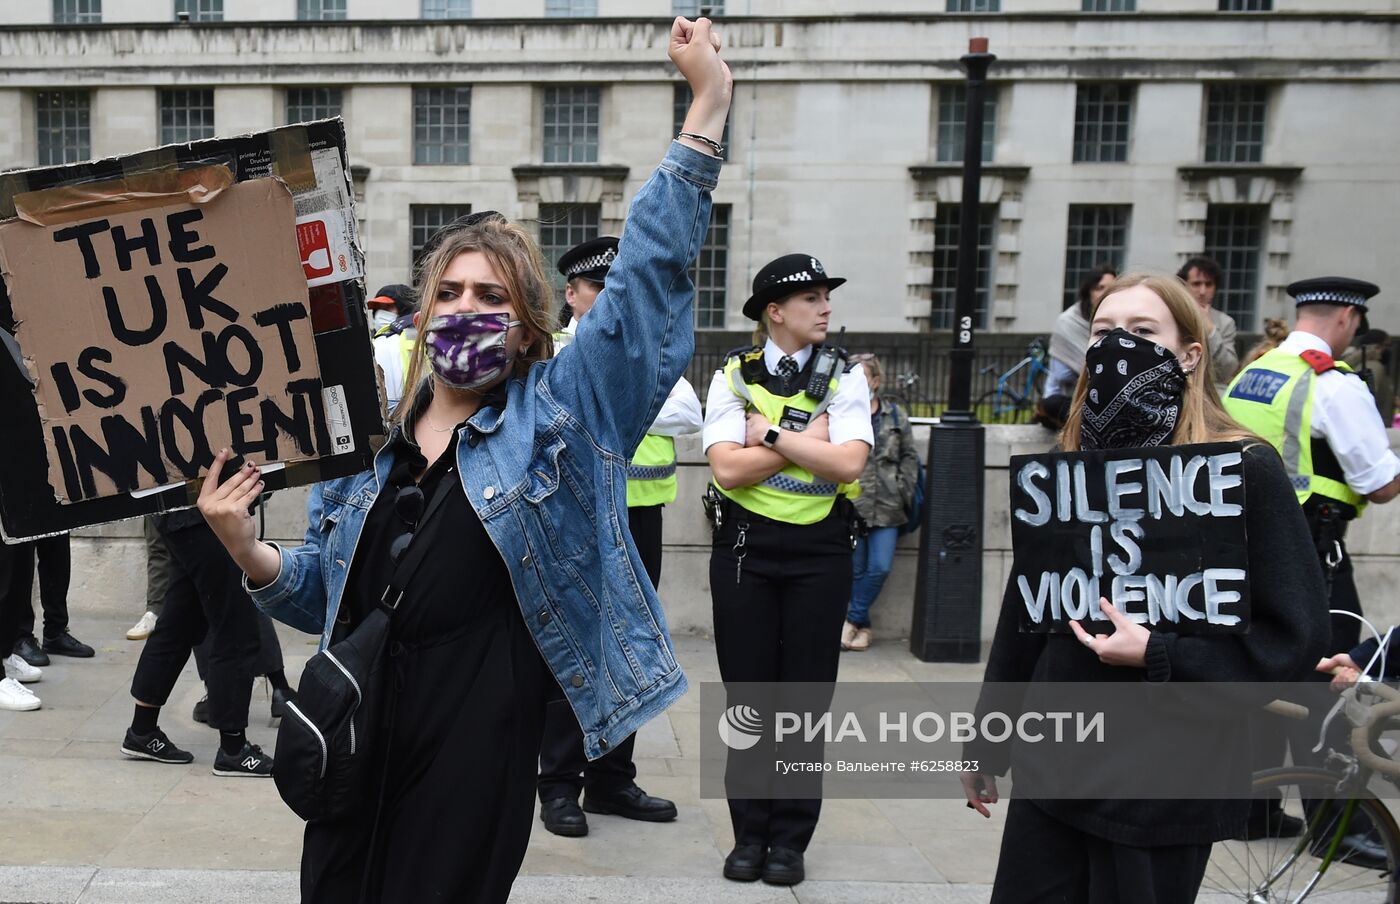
[537,504,664,802]
[194,609,285,682]
[990,798,1211,904]
[11,534,71,641]
[1325,540,1361,653]
[0,541,23,655]
[129,520,260,731]
[710,505,852,853]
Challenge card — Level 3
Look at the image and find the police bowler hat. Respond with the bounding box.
[743,253,847,321]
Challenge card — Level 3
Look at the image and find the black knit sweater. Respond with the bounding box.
[970,442,1330,847]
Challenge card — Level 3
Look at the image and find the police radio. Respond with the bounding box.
[804,326,847,403]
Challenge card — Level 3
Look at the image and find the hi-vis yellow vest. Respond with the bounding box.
[714,349,856,525]
[627,434,677,507]
[1223,348,1366,510]
[552,328,675,506]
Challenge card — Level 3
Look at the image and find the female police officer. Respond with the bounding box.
[702,253,871,886]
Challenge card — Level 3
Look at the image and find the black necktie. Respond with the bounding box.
[777,356,799,394]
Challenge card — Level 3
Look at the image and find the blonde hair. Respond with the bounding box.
[395,218,555,423]
[1059,272,1258,451]
[855,353,882,384]
[1242,317,1290,367]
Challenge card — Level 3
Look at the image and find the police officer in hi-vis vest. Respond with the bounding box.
[1223,277,1400,652]
[536,235,703,837]
[702,253,872,887]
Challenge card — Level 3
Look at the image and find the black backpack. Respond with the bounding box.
[272,471,454,822]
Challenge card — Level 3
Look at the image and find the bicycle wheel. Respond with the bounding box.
[975,389,1034,425]
[1199,767,1400,903]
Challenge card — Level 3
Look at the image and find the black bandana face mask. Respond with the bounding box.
[1080,328,1187,450]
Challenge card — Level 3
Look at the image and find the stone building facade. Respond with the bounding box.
[1,1,1397,337]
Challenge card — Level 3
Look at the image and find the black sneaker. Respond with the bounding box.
[213,742,273,778]
[191,695,209,724]
[121,728,194,764]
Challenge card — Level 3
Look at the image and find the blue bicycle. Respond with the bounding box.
[977,338,1049,424]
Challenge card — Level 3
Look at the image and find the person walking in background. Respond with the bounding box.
[9,534,93,666]
[1040,264,1117,429]
[1177,256,1240,387]
[127,516,169,641]
[842,353,918,652]
[1241,317,1290,369]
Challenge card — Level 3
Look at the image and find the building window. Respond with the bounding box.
[36,91,91,166]
[410,204,472,268]
[946,0,998,10]
[298,0,346,20]
[1204,204,1266,330]
[543,86,600,164]
[1219,0,1271,9]
[159,89,215,145]
[673,1,724,13]
[673,85,729,161]
[53,0,100,23]
[538,204,601,299]
[422,0,471,16]
[1204,84,1267,163]
[1063,205,1130,309]
[545,0,596,15]
[1083,0,1134,8]
[931,204,995,330]
[935,85,997,164]
[413,87,471,165]
[174,0,221,19]
[1073,84,1133,163]
[286,88,342,125]
[692,205,730,330]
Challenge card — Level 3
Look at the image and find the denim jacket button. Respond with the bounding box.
[483,485,496,500]
[522,553,532,568]
[599,738,610,751]
[538,609,552,626]
[570,674,584,688]
[467,431,480,448]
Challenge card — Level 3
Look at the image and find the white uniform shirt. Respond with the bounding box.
[557,317,701,437]
[702,339,874,451]
[1275,330,1400,496]
[373,332,408,413]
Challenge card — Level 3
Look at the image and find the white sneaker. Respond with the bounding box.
[3,653,41,684]
[126,611,159,641]
[0,677,40,711]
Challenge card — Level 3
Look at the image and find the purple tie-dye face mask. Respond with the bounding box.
[423,311,521,391]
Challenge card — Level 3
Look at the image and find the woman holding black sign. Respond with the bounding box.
[195,17,731,904]
[960,273,1328,904]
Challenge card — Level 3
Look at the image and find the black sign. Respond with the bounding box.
[1009,442,1249,635]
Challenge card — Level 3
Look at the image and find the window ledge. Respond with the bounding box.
[1178,164,1303,181]
[909,164,1031,180]
[512,164,629,180]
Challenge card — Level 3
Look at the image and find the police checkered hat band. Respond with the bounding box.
[1293,290,1368,307]
[565,247,616,279]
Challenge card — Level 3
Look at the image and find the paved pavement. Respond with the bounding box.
[0,613,999,903]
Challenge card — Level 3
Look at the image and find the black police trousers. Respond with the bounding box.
[129,519,260,731]
[0,541,23,655]
[710,503,852,853]
[537,504,664,802]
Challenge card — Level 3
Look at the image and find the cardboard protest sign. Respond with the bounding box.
[0,120,382,542]
[1008,442,1250,635]
[0,172,331,503]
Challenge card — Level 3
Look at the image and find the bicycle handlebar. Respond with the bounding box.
[1351,680,1400,780]
[1264,699,1310,721]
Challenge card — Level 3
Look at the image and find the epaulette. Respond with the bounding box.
[722,344,761,362]
[1299,349,1337,375]
[726,345,765,384]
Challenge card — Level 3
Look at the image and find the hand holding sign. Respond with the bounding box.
[1070,599,1149,668]
[196,448,279,587]
[960,771,999,818]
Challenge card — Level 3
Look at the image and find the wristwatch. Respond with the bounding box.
[762,425,781,448]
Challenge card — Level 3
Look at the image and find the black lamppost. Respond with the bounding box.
[910,37,996,663]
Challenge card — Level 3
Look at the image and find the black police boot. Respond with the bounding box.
[581,784,678,822]
[722,844,765,882]
[540,797,588,838]
[43,631,94,658]
[761,847,805,886]
[13,636,49,668]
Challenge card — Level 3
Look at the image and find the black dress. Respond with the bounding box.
[300,416,555,904]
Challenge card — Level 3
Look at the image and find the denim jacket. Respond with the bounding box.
[248,142,721,759]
